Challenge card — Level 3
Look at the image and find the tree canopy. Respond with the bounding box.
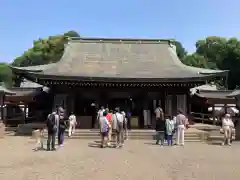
[0,63,12,87]
[1,32,240,89]
[12,30,80,67]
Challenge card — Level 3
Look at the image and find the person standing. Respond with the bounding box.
[99,111,110,148]
[165,117,176,146]
[112,107,124,148]
[121,111,128,140]
[221,113,234,146]
[155,115,166,146]
[46,110,58,151]
[176,109,188,146]
[106,109,113,146]
[91,103,97,129]
[68,112,77,137]
[58,107,67,147]
[97,106,105,128]
[126,110,132,130]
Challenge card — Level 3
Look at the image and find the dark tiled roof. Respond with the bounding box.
[227,90,240,97]
[0,86,15,94]
[10,63,55,72]
[11,38,228,81]
[8,87,38,97]
[195,90,234,99]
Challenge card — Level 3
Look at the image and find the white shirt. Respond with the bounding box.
[113,112,124,123]
[69,114,76,125]
[155,108,161,118]
[222,118,234,127]
[97,109,105,119]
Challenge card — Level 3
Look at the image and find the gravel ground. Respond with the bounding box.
[0,136,240,180]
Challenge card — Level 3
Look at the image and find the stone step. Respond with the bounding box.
[41,136,201,141]
[44,131,201,137]
[42,133,201,140]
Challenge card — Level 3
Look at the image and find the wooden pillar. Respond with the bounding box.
[0,93,3,122]
[187,93,191,115]
[161,91,165,112]
[23,104,27,124]
[212,105,216,125]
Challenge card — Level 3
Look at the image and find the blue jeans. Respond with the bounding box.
[58,129,65,145]
[167,135,173,146]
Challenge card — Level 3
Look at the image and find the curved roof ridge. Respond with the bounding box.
[10,63,56,72]
[68,37,173,44]
[167,46,228,75]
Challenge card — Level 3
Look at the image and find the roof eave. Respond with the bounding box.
[24,72,216,83]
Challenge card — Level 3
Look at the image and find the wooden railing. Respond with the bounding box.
[190,112,212,123]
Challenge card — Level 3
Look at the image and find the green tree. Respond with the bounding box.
[12,30,80,67]
[194,36,240,89]
[182,53,209,68]
[173,40,187,60]
[0,63,12,87]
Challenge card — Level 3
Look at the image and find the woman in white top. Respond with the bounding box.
[68,112,77,137]
[222,114,234,146]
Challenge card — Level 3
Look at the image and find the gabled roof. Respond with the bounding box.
[0,86,16,95]
[227,90,240,97]
[11,37,228,82]
[10,63,55,72]
[190,83,218,95]
[195,90,234,100]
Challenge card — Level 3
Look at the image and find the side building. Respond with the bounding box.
[11,38,228,128]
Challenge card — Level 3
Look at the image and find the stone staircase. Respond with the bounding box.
[4,124,209,142]
[41,129,205,142]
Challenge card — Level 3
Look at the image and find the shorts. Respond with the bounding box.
[101,132,108,137]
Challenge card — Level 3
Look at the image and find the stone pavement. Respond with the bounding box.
[0,136,240,180]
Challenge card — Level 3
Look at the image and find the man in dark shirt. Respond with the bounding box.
[155,108,165,146]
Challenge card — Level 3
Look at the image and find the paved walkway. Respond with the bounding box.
[0,136,240,180]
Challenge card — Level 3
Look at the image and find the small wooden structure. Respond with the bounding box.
[192,90,236,124]
[0,86,15,123]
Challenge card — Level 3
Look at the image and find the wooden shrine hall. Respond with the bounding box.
[10,37,228,128]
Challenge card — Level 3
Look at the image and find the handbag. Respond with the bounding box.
[220,128,224,134]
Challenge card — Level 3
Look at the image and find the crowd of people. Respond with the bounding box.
[34,105,237,151]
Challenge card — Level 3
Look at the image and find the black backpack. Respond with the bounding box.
[47,113,57,131]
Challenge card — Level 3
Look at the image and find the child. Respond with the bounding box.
[165,117,176,146]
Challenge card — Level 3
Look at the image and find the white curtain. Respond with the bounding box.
[165,95,172,116]
[176,95,187,114]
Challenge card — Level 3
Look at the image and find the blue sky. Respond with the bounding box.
[0,0,240,63]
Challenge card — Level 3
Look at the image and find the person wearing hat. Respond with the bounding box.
[221,113,234,146]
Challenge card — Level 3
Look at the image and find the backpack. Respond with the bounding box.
[47,113,57,131]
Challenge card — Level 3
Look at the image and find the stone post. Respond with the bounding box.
[0,121,5,138]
